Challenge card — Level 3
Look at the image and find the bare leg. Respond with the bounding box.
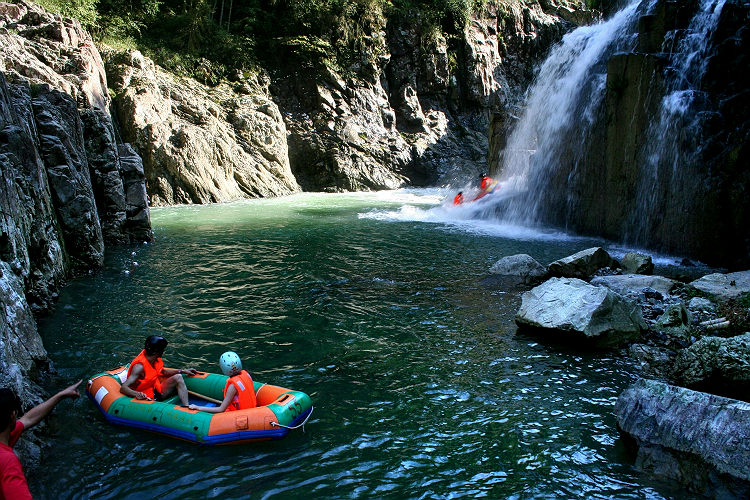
[160,374,189,405]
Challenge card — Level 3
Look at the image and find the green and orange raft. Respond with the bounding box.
[87,365,313,445]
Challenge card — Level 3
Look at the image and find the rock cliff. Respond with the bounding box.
[99,1,594,200]
[0,0,152,464]
[104,50,300,205]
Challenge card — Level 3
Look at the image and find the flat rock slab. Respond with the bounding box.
[590,274,679,297]
[615,378,750,482]
[690,270,750,300]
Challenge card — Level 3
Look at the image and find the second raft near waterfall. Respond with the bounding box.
[87,365,313,445]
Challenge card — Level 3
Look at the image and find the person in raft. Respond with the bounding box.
[120,335,197,405]
[1,380,82,500]
[472,172,498,201]
[188,351,257,413]
[453,191,464,205]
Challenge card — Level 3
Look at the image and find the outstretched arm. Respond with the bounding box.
[188,385,236,413]
[19,380,82,429]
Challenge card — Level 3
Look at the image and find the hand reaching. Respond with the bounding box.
[59,380,83,399]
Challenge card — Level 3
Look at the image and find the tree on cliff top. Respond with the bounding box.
[31,0,493,83]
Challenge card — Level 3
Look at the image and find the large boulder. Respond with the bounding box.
[672,333,750,401]
[547,247,619,279]
[515,277,645,347]
[489,253,547,284]
[690,270,750,300]
[620,252,654,274]
[615,378,750,490]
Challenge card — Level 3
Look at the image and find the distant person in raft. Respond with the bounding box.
[453,191,464,206]
[120,335,197,406]
[1,380,82,500]
[473,172,498,201]
[188,351,257,413]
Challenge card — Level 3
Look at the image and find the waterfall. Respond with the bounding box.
[628,0,727,247]
[497,0,645,225]
[495,0,730,254]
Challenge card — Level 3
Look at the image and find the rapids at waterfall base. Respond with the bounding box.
[34,191,713,499]
[492,0,750,269]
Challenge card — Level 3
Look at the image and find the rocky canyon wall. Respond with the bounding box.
[0,0,152,463]
[0,0,593,465]
[100,1,595,204]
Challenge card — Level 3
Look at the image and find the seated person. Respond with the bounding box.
[189,351,257,413]
[120,335,197,406]
[473,172,498,200]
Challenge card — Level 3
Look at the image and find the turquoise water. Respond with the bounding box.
[34,190,687,499]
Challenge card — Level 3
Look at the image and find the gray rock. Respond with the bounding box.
[591,274,679,298]
[106,49,300,205]
[690,270,750,300]
[654,303,692,340]
[628,344,676,379]
[688,296,716,313]
[673,333,750,391]
[621,252,654,274]
[515,277,645,347]
[489,253,547,284]
[547,247,619,279]
[615,378,750,483]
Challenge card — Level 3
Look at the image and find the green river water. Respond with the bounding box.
[33,190,693,499]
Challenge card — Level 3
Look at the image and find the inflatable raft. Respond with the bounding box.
[87,365,313,445]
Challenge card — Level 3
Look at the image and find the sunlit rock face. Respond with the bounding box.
[105,49,301,206]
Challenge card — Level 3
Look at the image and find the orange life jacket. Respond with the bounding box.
[127,350,164,399]
[453,193,464,205]
[223,370,257,411]
[480,176,492,190]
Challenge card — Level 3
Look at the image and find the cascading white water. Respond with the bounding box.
[494,0,728,246]
[628,0,727,245]
[497,0,645,224]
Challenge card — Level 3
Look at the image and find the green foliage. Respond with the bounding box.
[34,0,98,30]
[39,0,485,84]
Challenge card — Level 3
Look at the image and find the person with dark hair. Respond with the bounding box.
[120,335,197,406]
[1,381,82,499]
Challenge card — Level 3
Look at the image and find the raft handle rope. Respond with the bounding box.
[270,406,314,432]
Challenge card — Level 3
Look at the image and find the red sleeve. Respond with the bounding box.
[0,449,33,500]
[8,421,24,448]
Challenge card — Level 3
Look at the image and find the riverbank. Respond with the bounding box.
[490,246,750,495]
